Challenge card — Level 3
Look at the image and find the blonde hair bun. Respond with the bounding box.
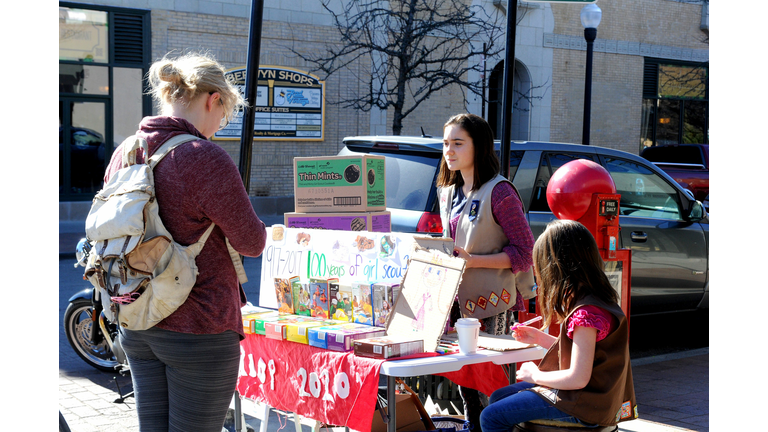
[147,52,246,122]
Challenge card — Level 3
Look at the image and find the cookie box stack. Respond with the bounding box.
[287,155,390,232]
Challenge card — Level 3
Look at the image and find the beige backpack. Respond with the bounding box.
[83,134,247,330]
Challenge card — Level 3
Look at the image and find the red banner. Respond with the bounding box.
[237,335,511,431]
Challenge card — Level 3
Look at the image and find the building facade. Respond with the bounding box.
[59,0,708,204]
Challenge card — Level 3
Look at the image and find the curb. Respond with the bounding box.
[630,347,709,366]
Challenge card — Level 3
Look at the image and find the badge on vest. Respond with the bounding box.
[617,401,634,421]
[468,200,480,221]
[464,299,476,313]
[500,289,511,304]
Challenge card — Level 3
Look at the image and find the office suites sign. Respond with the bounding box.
[215,66,325,141]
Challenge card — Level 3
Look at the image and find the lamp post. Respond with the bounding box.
[580,2,602,145]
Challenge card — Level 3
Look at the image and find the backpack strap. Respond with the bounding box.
[148,134,200,169]
[121,136,148,168]
[192,223,249,285]
[148,133,249,284]
[226,238,249,284]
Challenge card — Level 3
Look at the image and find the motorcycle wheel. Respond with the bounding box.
[64,297,120,372]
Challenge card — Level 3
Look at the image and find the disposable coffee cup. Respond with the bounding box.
[454,318,481,355]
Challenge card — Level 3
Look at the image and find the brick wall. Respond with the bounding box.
[548,0,707,154]
[151,10,373,196]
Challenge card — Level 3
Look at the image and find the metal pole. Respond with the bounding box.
[582,27,597,146]
[238,0,265,191]
[481,43,486,120]
[499,0,518,179]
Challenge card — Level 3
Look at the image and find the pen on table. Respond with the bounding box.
[510,316,542,331]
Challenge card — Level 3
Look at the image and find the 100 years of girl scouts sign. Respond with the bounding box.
[215,66,325,140]
[258,227,414,308]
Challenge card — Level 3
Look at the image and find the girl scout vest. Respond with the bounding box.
[529,295,638,426]
[438,174,535,320]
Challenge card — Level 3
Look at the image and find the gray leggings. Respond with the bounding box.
[120,327,241,432]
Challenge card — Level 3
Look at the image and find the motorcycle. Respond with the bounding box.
[64,238,130,376]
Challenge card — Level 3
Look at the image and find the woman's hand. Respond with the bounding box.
[517,361,540,383]
[453,247,512,269]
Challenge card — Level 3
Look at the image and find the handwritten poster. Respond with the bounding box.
[259,227,419,309]
[385,250,466,352]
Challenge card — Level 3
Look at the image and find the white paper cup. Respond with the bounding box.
[455,318,481,355]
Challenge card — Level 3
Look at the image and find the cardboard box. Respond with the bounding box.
[285,320,338,344]
[373,282,400,328]
[274,277,295,314]
[352,282,374,325]
[292,279,312,317]
[242,310,280,335]
[330,284,354,322]
[370,394,431,432]
[309,278,338,319]
[308,323,386,351]
[265,315,320,341]
[284,211,391,233]
[353,335,424,359]
[294,155,386,212]
[253,313,293,336]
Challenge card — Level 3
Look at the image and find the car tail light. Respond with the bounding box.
[416,212,443,233]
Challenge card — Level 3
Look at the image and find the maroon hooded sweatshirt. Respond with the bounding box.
[104,116,267,339]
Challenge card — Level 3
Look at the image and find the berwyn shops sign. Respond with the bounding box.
[216,66,325,141]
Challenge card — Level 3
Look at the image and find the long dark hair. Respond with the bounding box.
[533,219,619,329]
[436,113,500,191]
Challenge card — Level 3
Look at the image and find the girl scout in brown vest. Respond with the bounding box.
[437,113,536,431]
[480,220,637,431]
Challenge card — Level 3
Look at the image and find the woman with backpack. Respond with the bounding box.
[102,52,267,432]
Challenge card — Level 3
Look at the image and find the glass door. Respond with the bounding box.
[60,98,109,199]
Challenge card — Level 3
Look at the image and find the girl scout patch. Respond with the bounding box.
[464,299,476,313]
[476,296,487,310]
[489,292,499,307]
[617,401,633,421]
[468,200,480,221]
[500,289,511,304]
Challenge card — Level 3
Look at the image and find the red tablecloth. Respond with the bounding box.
[237,334,511,431]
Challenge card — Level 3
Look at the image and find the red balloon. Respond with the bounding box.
[546,159,616,220]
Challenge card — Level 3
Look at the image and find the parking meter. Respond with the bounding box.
[517,159,631,338]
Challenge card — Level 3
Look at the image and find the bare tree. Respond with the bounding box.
[290,0,506,135]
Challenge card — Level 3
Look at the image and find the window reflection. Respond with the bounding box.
[656,100,680,146]
[60,64,109,95]
[67,102,106,195]
[59,7,109,62]
[603,157,681,221]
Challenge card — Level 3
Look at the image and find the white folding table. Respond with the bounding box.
[379,347,547,432]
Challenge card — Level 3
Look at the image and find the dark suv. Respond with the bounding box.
[339,136,709,316]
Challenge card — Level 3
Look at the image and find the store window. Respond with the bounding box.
[640,58,708,152]
[59,3,150,201]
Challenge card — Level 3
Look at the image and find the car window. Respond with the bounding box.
[602,157,682,220]
[507,151,524,180]
[529,152,597,212]
[379,153,440,212]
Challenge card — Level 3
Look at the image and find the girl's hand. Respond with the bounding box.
[511,325,542,345]
[517,361,540,383]
[452,246,472,266]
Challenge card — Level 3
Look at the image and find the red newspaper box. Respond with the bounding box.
[517,159,631,338]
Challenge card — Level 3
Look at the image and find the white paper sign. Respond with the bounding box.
[259,227,420,309]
